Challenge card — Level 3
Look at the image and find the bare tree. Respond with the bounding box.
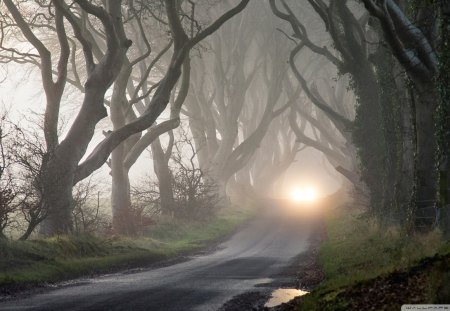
[182,1,295,201]
[1,0,250,235]
[10,122,49,240]
[0,115,17,239]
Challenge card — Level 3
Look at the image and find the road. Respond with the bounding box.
[0,206,312,311]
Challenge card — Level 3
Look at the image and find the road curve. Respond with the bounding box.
[0,205,311,311]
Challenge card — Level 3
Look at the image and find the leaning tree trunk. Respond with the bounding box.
[37,0,132,235]
[40,84,115,234]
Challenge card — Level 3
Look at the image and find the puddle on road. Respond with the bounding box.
[264,288,309,308]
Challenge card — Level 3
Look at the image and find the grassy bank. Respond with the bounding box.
[296,204,450,310]
[0,204,256,294]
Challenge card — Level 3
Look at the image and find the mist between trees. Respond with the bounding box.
[0,0,449,239]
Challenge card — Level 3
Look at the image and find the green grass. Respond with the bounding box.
[319,206,443,288]
[297,204,449,310]
[0,204,256,292]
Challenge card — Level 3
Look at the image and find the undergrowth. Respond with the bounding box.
[319,206,443,288]
[296,204,449,310]
[0,204,256,293]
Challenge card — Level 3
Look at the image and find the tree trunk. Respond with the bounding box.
[110,64,135,235]
[414,87,439,229]
[39,156,76,235]
[438,1,450,238]
[111,143,134,235]
[351,63,386,213]
[216,179,229,206]
[40,66,122,234]
[395,84,416,228]
[151,138,175,215]
[186,109,209,172]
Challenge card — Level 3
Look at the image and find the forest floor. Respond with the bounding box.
[0,203,257,299]
[277,203,450,310]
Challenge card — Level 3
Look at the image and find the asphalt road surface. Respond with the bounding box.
[0,205,312,311]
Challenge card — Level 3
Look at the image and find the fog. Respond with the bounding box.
[0,0,351,228]
[1,1,448,309]
[0,62,342,201]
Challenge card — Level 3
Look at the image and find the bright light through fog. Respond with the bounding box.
[290,187,318,202]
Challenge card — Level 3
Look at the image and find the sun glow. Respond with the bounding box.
[289,186,318,202]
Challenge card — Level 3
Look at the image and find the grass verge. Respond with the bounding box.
[0,204,256,294]
[295,204,450,310]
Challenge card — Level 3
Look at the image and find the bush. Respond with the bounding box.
[72,179,110,235]
[131,126,219,223]
[169,127,219,219]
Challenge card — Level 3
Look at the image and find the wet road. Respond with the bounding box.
[0,206,311,311]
